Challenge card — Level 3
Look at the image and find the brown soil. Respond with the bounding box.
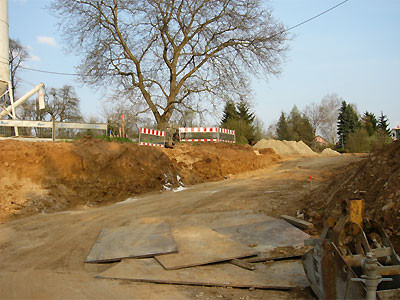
[302,141,400,253]
[0,139,279,221]
[0,151,361,299]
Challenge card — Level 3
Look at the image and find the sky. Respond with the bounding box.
[7,0,400,129]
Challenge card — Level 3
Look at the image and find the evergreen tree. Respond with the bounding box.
[276,112,290,140]
[337,101,360,147]
[237,100,255,124]
[377,112,391,135]
[221,101,257,145]
[361,111,377,136]
[287,105,314,145]
[221,101,238,124]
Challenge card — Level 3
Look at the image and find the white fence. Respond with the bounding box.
[0,119,107,140]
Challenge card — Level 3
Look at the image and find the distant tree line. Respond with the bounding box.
[267,93,392,153]
[337,101,391,152]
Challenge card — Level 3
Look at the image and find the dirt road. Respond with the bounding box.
[0,155,361,299]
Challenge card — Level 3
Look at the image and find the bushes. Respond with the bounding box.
[346,128,392,153]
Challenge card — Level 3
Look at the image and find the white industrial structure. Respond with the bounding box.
[0,0,9,96]
[0,0,45,136]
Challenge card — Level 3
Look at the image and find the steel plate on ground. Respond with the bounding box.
[215,219,310,261]
[155,226,258,270]
[139,210,275,229]
[85,222,177,263]
[97,258,309,289]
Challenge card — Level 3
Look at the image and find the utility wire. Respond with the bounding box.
[19,65,82,76]
[16,0,350,77]
[284,0,349,33]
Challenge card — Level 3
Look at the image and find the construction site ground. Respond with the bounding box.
[0,139,366,299]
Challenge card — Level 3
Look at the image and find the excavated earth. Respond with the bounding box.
[0,138,279,222]
[302,141,400,253]
[0,138,367,299]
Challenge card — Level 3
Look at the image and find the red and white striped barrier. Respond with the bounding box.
[179,127,235,143]
[180,139,219,142]
[179,127,218,133]
[139,142,165,148]
[218,140,235,143]
[219,128,235,135]
[140,128,165,137]
[139,127,166,148]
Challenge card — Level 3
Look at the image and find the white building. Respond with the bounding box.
[391,128,400,140]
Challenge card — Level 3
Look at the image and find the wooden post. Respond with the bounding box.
[121,114,125,137]
[52,117,55,141]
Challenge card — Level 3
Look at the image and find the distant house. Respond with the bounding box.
[391,127,400,140]
[314,135,330,147]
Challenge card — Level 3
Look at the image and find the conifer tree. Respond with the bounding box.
[361,111,377,136]
[377,112,391,135]
[276,112,290,141]
[221,101,238,124]
[337,101,360,147]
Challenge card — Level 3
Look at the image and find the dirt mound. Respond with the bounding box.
[321,148,341,156]
[0,139,280,221]
[302,141,400,252]
[254,139,317,156]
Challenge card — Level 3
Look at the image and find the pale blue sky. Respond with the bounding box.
[8,0,400,128]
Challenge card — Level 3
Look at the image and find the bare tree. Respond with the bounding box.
[9,39,29,99]
[50,0,289,129]
[319,94,341,144]
[303,102,323,135]
[45,85,82,122]
[304,93,342,144]
[102,97,145,137]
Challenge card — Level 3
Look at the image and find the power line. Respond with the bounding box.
[16,0,350,77]
[19,65,81,76]
[285,0,350,33]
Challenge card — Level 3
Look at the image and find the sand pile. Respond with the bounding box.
[321,148,341,156]
[254,139,318,156]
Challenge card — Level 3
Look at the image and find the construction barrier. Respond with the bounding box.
[179,127,235,143]
[139,127,166,148]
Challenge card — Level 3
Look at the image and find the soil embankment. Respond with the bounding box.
[0,139,279,221]
[302,141,400,252]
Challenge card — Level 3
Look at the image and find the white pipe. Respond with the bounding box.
[0,83,45,118]
[0,0,9,95]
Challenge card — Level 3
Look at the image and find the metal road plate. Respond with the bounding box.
[155,226,258,270]
[85,222,178,263]
[215,219,310,261]
[97,258,309,290]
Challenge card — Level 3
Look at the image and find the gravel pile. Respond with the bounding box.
[254,139,318,156]
[321,148,341,156]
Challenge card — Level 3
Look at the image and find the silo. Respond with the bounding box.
[0,0,10,96]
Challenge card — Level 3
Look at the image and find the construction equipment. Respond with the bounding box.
[302,199,400,300]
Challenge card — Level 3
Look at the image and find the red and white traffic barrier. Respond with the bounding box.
[179,127,235,143]
[139,127,166,148]
[140,128,165,137]
[179,127,218,133]
[139,142,165,148]
[180,139,219,142]
[219,128,235,135]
